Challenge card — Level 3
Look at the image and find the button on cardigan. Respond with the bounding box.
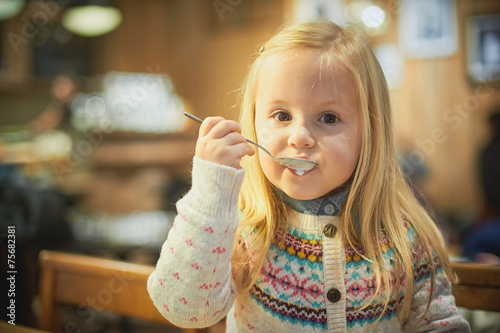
[148,157,470,332]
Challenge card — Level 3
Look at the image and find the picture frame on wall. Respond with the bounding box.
[295,0,345,26]
[467,14,500,84]
[399,0,458,59]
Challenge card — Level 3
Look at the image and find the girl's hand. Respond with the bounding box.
[195,116,255,169]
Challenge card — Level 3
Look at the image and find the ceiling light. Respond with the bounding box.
[0,0,25,21]
[62,4,122,37]
[361,5,385,28]
[345,1,390,35]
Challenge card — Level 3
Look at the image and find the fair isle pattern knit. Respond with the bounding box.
[251,225,326,329]
[148,157,470,332]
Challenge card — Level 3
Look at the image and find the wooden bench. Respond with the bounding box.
[38,250,204,333]
[450,261,500,312]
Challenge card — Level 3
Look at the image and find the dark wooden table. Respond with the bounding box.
[0,321,50,333]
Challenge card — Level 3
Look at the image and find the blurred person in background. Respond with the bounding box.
[0,75,78,326]
[0,74,79,241]
[29,74,77,136]
[463,109,500,265]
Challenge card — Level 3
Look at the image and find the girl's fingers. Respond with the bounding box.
[195,116,254,168]
[240,142,256,157]
[222,131,247,146]
[213,142,255,169]
[213,130,255,158]
[199,116,224,137]
[201,118,242,140]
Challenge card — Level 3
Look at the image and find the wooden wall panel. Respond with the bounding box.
[373,0,500,220]
[93,0,284,121]
[91,0,500,221]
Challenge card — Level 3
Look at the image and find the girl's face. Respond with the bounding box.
[255,50,362,200]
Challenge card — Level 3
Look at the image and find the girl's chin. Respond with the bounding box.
[280,188,324,201]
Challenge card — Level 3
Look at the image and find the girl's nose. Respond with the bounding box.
[287,125,315,149]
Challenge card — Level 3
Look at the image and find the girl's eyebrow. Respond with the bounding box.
[262,99,350,112]
[264,99,288,105]
[316,100,350,112]
[265,99,339,106]
[260,100,291,110]
[317,100,339,107]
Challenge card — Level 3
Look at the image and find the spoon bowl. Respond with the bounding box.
[184,112,318,171]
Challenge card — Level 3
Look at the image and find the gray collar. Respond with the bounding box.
[274,187,349,216]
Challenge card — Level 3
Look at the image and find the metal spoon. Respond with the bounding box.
[184,112,318,171]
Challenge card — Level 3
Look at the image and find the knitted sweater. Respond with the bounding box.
[148,157,470,332]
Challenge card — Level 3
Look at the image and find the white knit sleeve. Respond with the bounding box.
[405,228,471,332]
[147,157,245,328]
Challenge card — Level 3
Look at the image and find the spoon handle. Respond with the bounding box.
[184,112,204,124]
[183,112,274,157]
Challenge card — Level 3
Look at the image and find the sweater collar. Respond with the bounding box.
[274,187,349,216]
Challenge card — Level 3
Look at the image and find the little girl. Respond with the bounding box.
[148,20,470,332]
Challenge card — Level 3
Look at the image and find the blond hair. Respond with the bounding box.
[232,20,456,327]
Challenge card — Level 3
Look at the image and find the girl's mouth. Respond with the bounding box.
[293,169,307,176]
[288,166,316,176]
[283,156,317,176]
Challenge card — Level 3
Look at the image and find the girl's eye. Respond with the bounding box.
[272,111,292,122]
[319,113,338,124]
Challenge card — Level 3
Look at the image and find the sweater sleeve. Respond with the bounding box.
[147,157,245,328]
[405,228,471,333]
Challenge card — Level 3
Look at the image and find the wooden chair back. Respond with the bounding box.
[37,251,499,333]
[38,250,203,333]
[451,261,500,312]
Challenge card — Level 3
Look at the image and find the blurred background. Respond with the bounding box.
[0,0,499,332]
